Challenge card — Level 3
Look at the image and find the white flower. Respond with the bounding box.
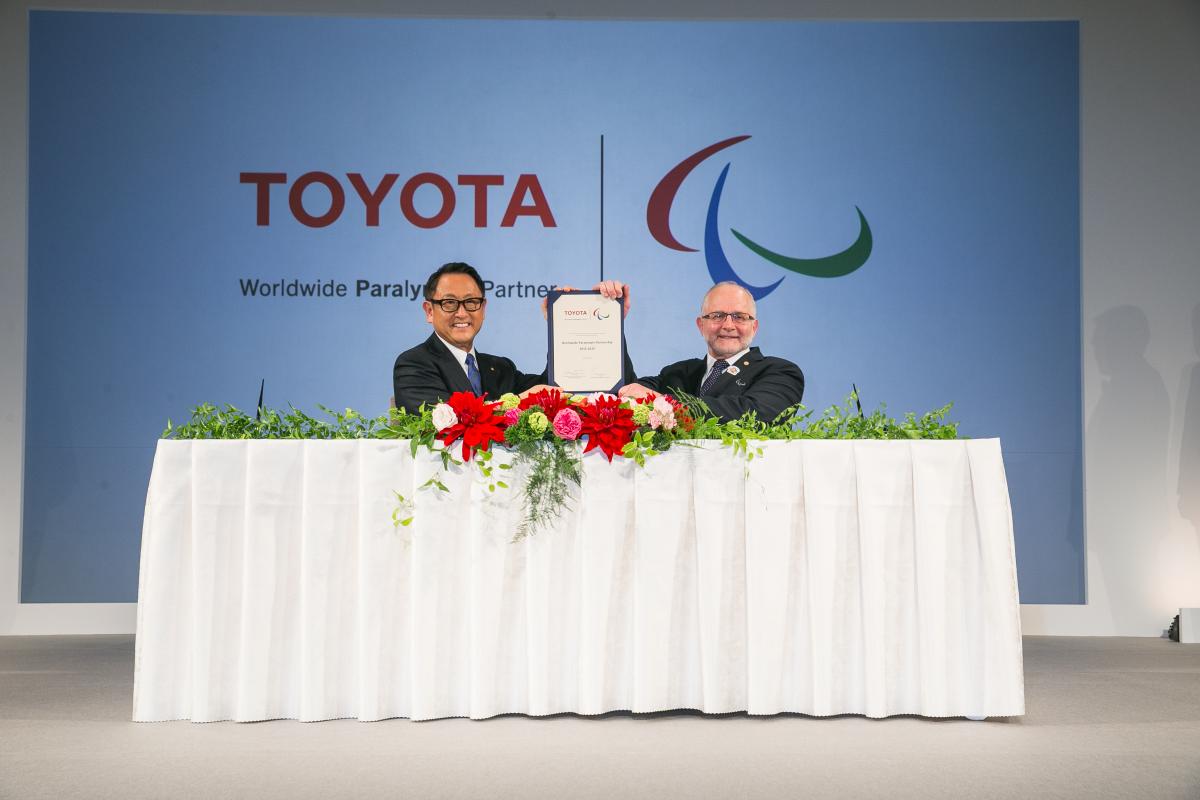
[587,392,618,403]
[431,403,458,431]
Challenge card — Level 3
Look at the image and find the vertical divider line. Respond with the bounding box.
[600,134,605,282]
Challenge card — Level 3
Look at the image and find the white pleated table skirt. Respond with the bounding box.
[132,438,1024,722]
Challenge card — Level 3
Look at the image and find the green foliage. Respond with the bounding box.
[166,391,958,446]
[504,409,549,447]
[474,447,512,493]
[163,390,959,538]
[661,390,958,444]
[511,438,582,541]
[620,428,677,467]
[392,490,414,528]
[163,403,391,440]
[782,392,959,441]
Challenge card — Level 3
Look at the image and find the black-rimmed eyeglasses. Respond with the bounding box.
[429,297,486,312]
[699,311,755,324]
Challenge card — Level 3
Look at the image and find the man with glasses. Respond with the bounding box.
[619,281,804,422]
[393,262,630,411]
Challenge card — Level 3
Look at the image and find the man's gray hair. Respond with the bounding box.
[700,281,757,317]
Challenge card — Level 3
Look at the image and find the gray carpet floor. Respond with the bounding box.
[2,635,1199,799]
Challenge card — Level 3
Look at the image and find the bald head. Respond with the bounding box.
[700,281,757,318]
[696,282,759,359]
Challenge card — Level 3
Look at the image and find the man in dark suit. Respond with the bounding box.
[393,262,630,411]
[619,281,804,422]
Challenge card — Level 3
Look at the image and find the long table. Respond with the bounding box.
[132,439,1024,722]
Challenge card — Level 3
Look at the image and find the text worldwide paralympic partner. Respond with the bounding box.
[237,277,558,299]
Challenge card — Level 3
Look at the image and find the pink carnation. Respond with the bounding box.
[552,407,583,440]
[503,408,521,426]
[650,396,677,431]
[648,409,676,430]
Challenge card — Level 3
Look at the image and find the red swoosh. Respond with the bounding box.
[646,135,750,252]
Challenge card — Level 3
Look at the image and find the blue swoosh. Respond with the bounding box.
[704,164,784,300]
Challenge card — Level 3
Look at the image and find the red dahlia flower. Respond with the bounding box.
[578,395,636,461]
[518,388,572,421]
[436,391,506,462]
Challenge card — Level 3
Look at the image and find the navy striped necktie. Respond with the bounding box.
[699,359,729,394]
[465,353,483,395]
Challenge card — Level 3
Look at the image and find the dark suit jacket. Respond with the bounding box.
[392,334,545,412]
[638,347,804,423]
[393,334,639,412]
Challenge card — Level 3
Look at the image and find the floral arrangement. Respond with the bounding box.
[163,391,959,539]
[428,389,694,460]
[426,388,695,536]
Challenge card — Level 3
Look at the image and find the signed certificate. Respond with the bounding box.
[546,290,625,393]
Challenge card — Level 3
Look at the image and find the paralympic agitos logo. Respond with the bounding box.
[647,135,873,299]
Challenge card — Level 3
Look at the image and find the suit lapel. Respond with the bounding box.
[707,348,763,395]
[682,360,707,393]
[424,334,473,394]
[477,353,505,398]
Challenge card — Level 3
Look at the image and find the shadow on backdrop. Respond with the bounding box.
[1087,305,1169,632]
[1178,303,1200,537]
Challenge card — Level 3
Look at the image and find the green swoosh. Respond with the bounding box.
[731,207,872,278]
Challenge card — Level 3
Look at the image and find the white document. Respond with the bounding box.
[548,291,624,392]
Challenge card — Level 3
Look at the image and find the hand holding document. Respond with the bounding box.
[541,280,632,319]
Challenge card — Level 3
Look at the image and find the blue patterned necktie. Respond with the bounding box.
[699,359,729,394]
[465,353,483,395]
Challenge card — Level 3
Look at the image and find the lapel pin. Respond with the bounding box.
[742,360,749,366]
[725,365,741,376]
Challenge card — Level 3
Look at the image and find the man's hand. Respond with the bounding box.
[593,280,632,317]
[519,384,554,399]
[618,382,654,401]
[541,280,632,318]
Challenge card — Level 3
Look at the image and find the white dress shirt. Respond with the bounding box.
[702,348,749,390]
[435,333,479,380]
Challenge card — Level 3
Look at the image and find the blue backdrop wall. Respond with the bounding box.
[24,12,1081,603]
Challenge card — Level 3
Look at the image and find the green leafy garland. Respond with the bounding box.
[163,391,960,538]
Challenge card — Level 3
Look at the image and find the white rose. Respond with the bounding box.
[431,403,458,431]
